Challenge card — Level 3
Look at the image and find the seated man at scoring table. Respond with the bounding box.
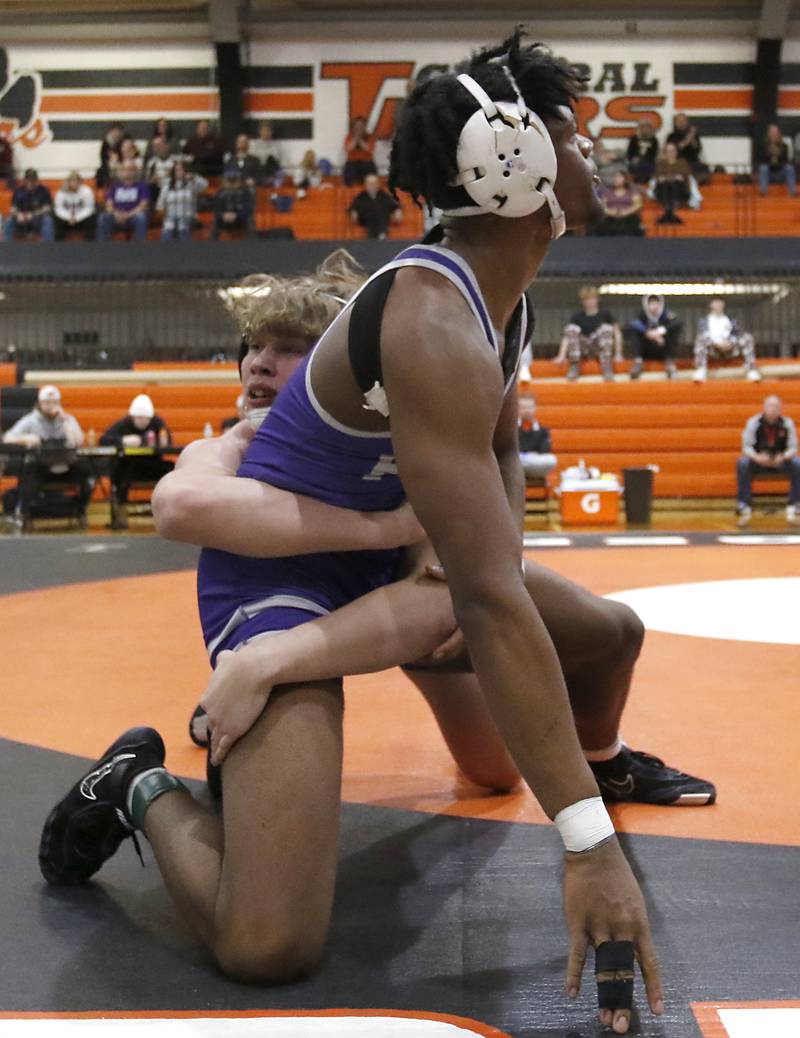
[2,384,93,526]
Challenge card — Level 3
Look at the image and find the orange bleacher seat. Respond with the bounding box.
[525,376,800,500]
[37,366,800,504]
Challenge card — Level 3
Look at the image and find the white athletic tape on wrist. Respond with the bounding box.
[555,796,615,853]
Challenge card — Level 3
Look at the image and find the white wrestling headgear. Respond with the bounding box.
[443,71,565,239]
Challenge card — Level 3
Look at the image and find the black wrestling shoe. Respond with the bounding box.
[189,703,210,748]
[590,747,716,806]
[39,727,165,885]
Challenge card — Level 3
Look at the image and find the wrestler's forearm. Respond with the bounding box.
[234,575,454,686]
[153,469,418,556]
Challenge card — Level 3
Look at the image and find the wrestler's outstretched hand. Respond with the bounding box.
[563,836,664,1034]
[200,648,273,766]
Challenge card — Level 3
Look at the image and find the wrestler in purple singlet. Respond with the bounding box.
[197,243,529,665]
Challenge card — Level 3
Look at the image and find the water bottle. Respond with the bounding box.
[203,421,214,438]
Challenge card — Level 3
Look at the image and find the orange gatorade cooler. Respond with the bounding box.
[559,477,621,525]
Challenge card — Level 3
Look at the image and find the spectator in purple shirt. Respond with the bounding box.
[591,171,644,236]
[97,160,150,240]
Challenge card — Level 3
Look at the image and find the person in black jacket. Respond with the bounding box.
[348,174,402,238]
[518,394,556,480]
[736,394,800,527]
[628,294,683,380]
[211,170,254,238]
[100,394,173,528]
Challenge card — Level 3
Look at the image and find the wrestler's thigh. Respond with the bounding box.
[523,559,626,670]
[406,561,628,676]
[216,679,344,956]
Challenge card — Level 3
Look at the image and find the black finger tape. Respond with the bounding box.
[595,940,635,974]
[597,978,634,1010]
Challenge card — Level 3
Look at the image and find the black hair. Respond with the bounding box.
[389,27,586,213]
[150,117,175,141]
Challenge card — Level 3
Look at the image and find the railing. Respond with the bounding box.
[2,273,799,370]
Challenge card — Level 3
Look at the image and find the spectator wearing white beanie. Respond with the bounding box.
[100,393,174,528]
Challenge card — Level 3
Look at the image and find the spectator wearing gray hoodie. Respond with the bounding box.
[628,293,683,380]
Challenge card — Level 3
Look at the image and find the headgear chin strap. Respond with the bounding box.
[443,72,565,239]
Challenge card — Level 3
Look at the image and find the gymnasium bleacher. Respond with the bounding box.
[0,177,425,242]
[1,170,796,242]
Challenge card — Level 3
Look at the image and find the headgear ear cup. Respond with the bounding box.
[443,73,565,238]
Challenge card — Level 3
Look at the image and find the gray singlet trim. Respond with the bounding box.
[207,594,330,659]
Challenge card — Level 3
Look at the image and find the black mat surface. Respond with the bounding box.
[3,738,799,1037]
[0,534,197,594]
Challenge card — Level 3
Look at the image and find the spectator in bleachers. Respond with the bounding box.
[211,169,254,239]
[53,171,96,241]
[757,123,796,197]
[293,149,326,196]
[343,116,377,186]
[223,133,261,188]
[628,293,682,380]
[97,122,129,187]
[100,393,173,529]
[518,394,557,481]
[736,394,800,527]
[666,112,708,181]
[626,119,658,184]
[3,168,54,242]
[651,141,692,224]
[348,173,402,238]
[145,136,176,204]
[693,296,761,383]
[184,118,224,177]
[221,393,246,433]
[97,160,149,241]
[2,384,93,523]
[590,170,644,237]
[157,161,207,241]
[0,128,14,186]
[117,138,143,175]
[144,117,181,161]
[249,120,284,185]
[594,142,628,188]
[554,285,622,383]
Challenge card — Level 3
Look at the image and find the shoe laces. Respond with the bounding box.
[627,749,667,770]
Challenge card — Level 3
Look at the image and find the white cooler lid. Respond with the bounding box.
[560,478,621,493]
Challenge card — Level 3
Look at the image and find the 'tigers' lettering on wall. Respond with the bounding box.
[323,57,667,145]
[570,61,666,139]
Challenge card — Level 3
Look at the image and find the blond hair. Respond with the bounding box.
[226,250,367,344]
